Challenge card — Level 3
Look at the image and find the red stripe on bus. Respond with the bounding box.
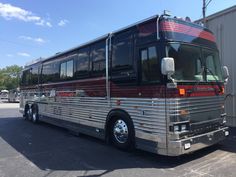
[160,21,216,42]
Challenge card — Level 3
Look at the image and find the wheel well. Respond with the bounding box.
[105,109,135,142]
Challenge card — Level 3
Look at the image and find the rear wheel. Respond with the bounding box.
[31,106,39,123]
[109,113,135,150]
[24,105,31,120]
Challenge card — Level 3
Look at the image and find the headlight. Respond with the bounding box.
[174,125,180,132]
[171,122,189,132]
[181,124,187,131]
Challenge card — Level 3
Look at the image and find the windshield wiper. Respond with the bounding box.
[205,67,223,93]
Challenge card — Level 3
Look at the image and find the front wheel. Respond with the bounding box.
[110,115,135,150]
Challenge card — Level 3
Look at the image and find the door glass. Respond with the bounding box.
[140,46,159,82]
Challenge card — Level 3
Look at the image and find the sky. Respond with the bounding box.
[0,0,235,68]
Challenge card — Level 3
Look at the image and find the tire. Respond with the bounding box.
[24,106,31,120]
[109,112,135,150]
[31,106,39,123]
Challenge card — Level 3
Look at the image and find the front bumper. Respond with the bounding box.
[168,127,229,156]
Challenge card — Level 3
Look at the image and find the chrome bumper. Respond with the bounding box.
[168,127,229,156]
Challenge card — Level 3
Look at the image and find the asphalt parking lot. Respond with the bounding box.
[0,101,236,177]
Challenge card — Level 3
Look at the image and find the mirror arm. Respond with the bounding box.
[167,74,175,82]
[167,74,177,88]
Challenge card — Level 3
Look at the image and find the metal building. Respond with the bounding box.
[204,5,236,127]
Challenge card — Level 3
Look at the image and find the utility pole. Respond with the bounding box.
[203,0,206,25]
[202,0,213,26]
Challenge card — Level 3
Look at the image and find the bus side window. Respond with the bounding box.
[140,46,160,83]
[60,59,74,80]
[60,62,67,78]
[91,40,106,77]
[21,69,31,86]
[42,62,60,83]
[111,29,136,82]
[75,47,89,78]
[31,66,39,85]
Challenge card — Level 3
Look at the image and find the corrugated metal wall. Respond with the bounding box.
[206,9,236,127]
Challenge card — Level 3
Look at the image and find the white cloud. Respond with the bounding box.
[35,20,52,27]
[0,2,52,27]
[6,54,14,57]
[17,52,30,57]
[46,21,52,27]
[19,35,46,44]
[58,19,69,27]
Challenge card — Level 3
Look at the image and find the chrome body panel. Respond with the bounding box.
[20,89,227,156]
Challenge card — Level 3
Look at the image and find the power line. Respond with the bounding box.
[206,0,213,7]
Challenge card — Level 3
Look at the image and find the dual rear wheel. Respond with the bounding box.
[24,105,39,123]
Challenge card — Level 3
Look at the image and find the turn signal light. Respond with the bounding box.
[179,88,186,96]
[222,88,225,94]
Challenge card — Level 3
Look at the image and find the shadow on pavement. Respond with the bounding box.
[0,116,234,177]
[218,127,236,153]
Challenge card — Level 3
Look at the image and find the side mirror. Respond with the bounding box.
[161,57,175,77]
[222,66,229,83]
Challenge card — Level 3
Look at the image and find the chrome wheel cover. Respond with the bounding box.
[32,112,37,122]
[113,119,128,144]
[27,109,31,119]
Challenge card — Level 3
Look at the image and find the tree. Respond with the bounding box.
[0,65,23,90]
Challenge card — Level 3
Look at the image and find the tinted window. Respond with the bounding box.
[137,20,157,44]
[21,69,31,86]
[60,59,74,80]
[60,62,66,78]
[112,30,135,78]
[75,48,89,78]
[42,61,60,83]
[31,66,39,85]
[140,46,160,82]
[91,40,106,77]
[67,60,73,77]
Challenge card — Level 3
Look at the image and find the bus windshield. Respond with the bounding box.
[167,43,223,82]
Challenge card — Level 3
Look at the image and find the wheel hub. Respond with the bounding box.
[32,113,36,121]
[113,119,128,144]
